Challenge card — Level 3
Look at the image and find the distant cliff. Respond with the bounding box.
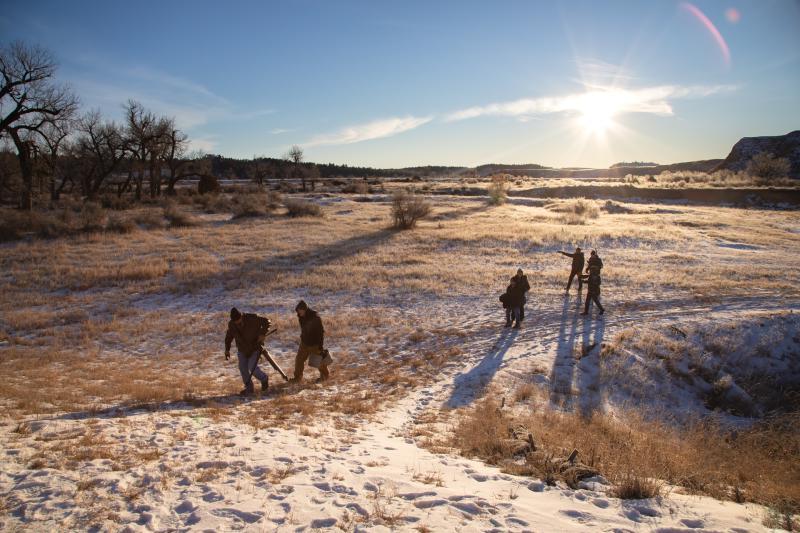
[715,131,800,178]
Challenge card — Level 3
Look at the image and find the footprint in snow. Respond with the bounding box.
[680,518,705,528]
[174,500,196,514]
[398,491,437,500]
[414,499,449,509]
[310,518,337,528]
[592,498,610,508]
[201,490,224,503]
[506,516,530,527]
[560,509,595,523]
[210,508,264,524]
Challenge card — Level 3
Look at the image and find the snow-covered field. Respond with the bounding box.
[1,195,798,531]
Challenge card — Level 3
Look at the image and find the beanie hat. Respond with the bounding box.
[230,307,241,320]
[295,300,308,312]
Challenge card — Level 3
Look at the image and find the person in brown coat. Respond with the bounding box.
[291,300,329,383]
[225,307,270,396]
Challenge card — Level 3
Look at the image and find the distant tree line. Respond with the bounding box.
[610,161,659,168]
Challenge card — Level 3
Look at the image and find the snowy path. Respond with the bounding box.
[1,291,792,531]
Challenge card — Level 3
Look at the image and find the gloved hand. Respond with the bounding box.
[225,351,230,361]
[257,334,266,344]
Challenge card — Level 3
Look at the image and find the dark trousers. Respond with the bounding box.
[566,269,583,290]
[584,291,604,313]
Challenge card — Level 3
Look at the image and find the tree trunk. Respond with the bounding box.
[9,130,34,210]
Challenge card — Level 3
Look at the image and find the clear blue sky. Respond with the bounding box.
[3,0,799,168]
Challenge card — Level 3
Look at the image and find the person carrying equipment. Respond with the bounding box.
[225,307,271,396]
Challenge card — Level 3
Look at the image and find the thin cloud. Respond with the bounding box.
[270,128,294,135]
[66,58,275,131]
[445,85,736,122]
[305,116,432,147]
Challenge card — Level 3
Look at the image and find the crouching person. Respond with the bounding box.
[291,300,329,383]
[225,307,270,396]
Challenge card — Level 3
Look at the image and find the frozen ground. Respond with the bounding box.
[2,294,795,531]
[1,196,798,531]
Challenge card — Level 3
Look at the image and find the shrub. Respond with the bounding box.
[747,152,791,184]
[163,203,197,227]
[232,194,268,219]
[132,209,166,229]
[100,194,132,210]
[391,191,430,229]
[285,198,323,218]
[0,209,29,241]
[342,180,369,194]
[487,175,509,205]
[610,473,663,499]
[78,202,107,232]
[198,174,220,195]
[106,214,136,233]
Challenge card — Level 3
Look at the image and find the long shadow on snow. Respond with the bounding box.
[446,327,518,408]
[48,393,273,421]
[550,289,608,415]
[576,310,606,416]
[550,290,583,410]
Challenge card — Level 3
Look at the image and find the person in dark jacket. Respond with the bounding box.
[581,265,605,317]
[558,247,585,291]
[292,300,329,383]
[586,250,603,273]
[225,307,270,395]
[511,268,531,321]
[502,279,525,328]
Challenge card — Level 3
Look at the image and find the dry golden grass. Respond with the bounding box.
[0,197,796,423]
[0,193,798,528]
[447,393,799,510]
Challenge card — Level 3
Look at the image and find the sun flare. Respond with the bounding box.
[575,91,620,135]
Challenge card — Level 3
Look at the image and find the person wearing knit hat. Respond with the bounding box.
[225,307,271,395]
[291,300,330,383]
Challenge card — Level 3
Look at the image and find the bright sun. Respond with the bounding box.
[579,106,615,135]
[575,91,621,135]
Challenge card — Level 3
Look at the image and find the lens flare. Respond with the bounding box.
[681,2,731,67]
[725,7,741,24]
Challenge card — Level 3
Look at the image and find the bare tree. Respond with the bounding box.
[73,110,127,199]
[161,121,196,195]
[248,155,272,187]
[285,145,305,191]
[36,118,72,201]
[0,41,78,209]
[123,100,160,200]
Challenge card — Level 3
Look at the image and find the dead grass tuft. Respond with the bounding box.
[609,473,663,499]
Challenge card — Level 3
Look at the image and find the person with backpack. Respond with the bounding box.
[581,265,605,317]
[225,307,271,396]
[291,300,329,383]
[511,268,531,321]
[500,278,524,328]
[586,249,603,273]
[558,247,585,291]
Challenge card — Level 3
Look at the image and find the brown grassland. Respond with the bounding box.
[1,190,799,521]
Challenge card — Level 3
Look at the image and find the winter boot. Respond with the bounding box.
[260,377,269,392]
[239,387,254,397]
